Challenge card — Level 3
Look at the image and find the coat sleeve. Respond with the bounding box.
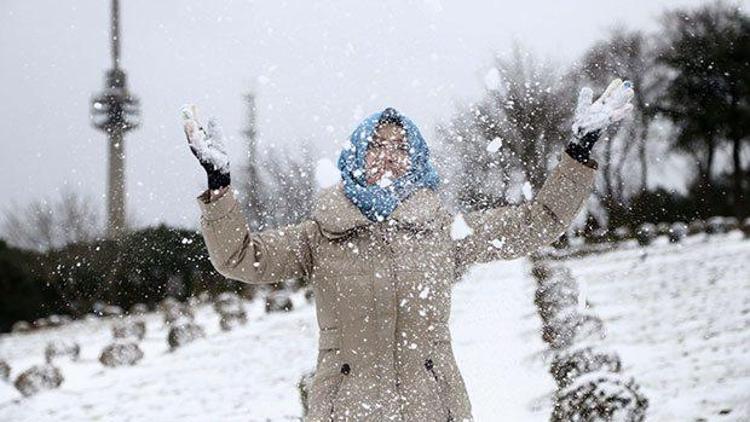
[196,186,317,284]
[454,152,596,269]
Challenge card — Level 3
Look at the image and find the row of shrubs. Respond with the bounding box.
[530,261,649,421]
[0,225,291,334]
[2,289,304,397]
[544,215,750,260]
[591,216,747,245]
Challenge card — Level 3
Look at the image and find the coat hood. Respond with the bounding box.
[311,183,446,237]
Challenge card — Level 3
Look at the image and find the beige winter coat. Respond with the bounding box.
[196,152,596,421]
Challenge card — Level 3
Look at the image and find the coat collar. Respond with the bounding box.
[311,183,444,236]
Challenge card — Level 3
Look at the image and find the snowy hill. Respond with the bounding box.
[564,232,750,421]
[0,232,748,421]
[0,258,553,421]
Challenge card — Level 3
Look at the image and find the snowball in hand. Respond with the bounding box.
[181,104,230,174]
[571,78,635,138]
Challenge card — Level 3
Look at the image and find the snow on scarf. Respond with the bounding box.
[337,108,440,222]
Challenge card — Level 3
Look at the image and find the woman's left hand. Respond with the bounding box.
[572,78,635,139]
[565,78,635,165]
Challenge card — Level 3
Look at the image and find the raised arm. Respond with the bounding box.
[454,153,595,267]
[196,186,316,284]
[183,104,316,284]
[454,78,634,269]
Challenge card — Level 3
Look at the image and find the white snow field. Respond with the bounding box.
[565,231,750,421]
[0,258,552,421]
[0,232,747,421]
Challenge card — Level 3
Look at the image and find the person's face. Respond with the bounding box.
[364,123,411,185]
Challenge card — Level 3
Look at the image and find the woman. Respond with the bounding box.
[183,79,634,421]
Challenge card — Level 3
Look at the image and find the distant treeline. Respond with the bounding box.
[0,226,271,333]
[435,1,749,230]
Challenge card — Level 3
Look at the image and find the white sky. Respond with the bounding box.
[0,0,742,231]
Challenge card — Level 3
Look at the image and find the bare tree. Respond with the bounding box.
[2,188,102,252]
[261,143,316,228]
[491,46,571,191]
[573,28,660,225]
[235,93,316,230]
[437,46,571,212]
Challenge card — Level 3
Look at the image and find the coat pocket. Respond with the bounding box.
[307,348,344,422]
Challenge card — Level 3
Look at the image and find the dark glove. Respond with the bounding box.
[565,130,601,165]
[182,105,231,190]
[566,78,634,166]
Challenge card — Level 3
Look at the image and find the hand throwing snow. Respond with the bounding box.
[565,78,635,166]
[181,104,231,191]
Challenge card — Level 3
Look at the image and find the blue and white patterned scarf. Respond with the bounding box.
[337,109,440,222]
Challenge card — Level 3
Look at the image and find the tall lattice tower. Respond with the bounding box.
[90,0,140,238]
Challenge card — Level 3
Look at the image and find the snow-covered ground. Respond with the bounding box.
[0,259,553,421]
[2,233,748,421]
[565,232,750,422]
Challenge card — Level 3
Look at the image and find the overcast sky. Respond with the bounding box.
[1,0,742,231]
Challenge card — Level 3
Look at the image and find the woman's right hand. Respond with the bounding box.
[181,104,231,190]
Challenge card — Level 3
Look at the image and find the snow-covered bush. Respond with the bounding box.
[213,292,242,314]
[550,345,621,388]
[531,262,553,282]
[551,373,648,422]
[168,322,205,350]
[590,228,609,244]
[112,319,146,341]
[531,262,572,284]
[656,222,671,236]
[725,216,739,231]
[33,318,50,329]
[542,311,605,350]
[706,216,728,234]
[99,341,144,367]
[706,216,739,234]
[635,223,656,246]
[265,291,294,313]
[218,303,247,331]
[613,227,631,242]
[298,369,315,417]
[104,305,124,317]
[14,364,64,397]
[213,292,248,331]
[219,313,247,331]
[742,217,750,238]
[130,303,149,315]
[44,339,80,363]
[0,360,10,381]
[197,290,211,303]
[688,219,706,235]
[162,302,195,325]
[668,222,688,243]
[11,320,32,333]
[534,272,579,323]
[159,296,180,311]
[93,302,124,318]
[187,291,211,307]
[47,314,72,327]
